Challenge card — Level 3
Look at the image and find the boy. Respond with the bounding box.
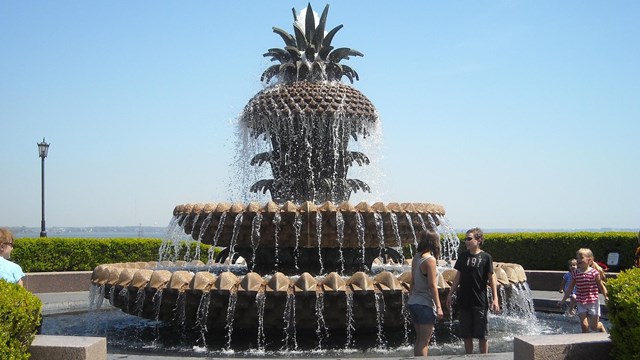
[446,227,500,354]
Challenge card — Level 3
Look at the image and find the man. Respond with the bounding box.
[446,227,500,354]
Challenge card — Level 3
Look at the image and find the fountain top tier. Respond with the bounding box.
[239,3,378,204]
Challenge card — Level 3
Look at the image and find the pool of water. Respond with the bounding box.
[40,308,608,357]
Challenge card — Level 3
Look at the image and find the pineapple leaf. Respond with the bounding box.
[318,45,333,60]
[304,3,316,46]
[313,4,330,50]
[260,65,280,83]
[272,27,296,47]
[322,24,343,48]
[342,65,360,82]
[263,48,290,63]
[304,47,316,62]
[328,47,363,63]
[293,23,307,50]
[284,46,301,61]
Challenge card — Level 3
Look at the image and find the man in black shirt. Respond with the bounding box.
[446,227,500,354]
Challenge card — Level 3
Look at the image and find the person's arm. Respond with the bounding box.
[446,271,460,312]
[558,278,576,306]
[17,278,24,287]
[488,272,500,312]
[423,257,443,318]
[559,276,566,293]
[596,272,608,301]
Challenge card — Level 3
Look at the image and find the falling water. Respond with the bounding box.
[282,291,298,351]
[335,211,346,275]
[250,212,263,272]
[345,290,355,348]
[293,212,302,272]
[196,212,214,260]
[195,292,211,346]
[316,211,324,274]
[405,213,418,248]
[273,212,282,271]
[151,289,164,347]
[174,292,187,340]
[315,292,329,350]
[109,286,116,306]
[212,212,228,249]
[374,291,387,349]
[373,212,385,261]
[228,212,244,265]
[401,291,411,346]
[255,291,266,352]
[389,213,405,259]
[355,212,366,271]
[133,288,146,317]
[435,214,460,263]
[118,287,130,313]
[225,292,238,351]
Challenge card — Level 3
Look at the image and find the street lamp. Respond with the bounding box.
[38,138,50,237]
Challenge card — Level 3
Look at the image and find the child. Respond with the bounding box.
[446,227,500,354]
[558,259,578,317]
[558,248,608,333]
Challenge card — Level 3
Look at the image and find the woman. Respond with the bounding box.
[407,230,444,356]
[0,227,25,286]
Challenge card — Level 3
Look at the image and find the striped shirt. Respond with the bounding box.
[572,267,599,304]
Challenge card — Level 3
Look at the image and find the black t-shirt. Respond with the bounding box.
[453,250,494,309]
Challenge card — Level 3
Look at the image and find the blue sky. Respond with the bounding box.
[1,1,638,230]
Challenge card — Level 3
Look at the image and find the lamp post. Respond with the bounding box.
[38,138,50,238]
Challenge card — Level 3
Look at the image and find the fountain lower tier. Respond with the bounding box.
[91,261,528,331]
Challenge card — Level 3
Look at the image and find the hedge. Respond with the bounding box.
[606,267,640,360]
[0,280,42,359]
[480,232,637,271]
[11,238,214,272]
[10,232,638,273]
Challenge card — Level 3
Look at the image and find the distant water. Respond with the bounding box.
[11,227,168,239]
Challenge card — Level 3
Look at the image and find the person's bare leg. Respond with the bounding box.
[414,323,434,356]
[479,338,488,353]
[463,338,474,354]
[579,314,590,333]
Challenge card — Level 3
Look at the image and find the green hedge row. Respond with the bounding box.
[0,280,42,359]
[607,267,640,360]
[10,232,638,273]
[480,232,637,271]
[11,238,214,273]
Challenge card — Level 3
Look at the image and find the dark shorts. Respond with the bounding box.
[409,304,436,325]
[458,307,488,339]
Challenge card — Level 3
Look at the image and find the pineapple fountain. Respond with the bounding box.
[90,3,529,351]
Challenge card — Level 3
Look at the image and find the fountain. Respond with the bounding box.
[90,3,530,351]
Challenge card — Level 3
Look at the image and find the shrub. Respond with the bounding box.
[11,238,215,272]
[606,267,640,360]
[0,280,42,359]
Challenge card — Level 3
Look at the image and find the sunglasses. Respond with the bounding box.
[464,236,478,241]
[3,242,14,247]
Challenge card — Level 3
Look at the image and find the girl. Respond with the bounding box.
[408,230,444,357]
[558,248,608,333]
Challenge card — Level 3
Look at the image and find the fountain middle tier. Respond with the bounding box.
[173,201,454,275]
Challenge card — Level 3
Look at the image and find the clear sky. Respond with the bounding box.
[1,1,638,231]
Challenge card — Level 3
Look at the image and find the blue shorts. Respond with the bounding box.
[409,304,436,325]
